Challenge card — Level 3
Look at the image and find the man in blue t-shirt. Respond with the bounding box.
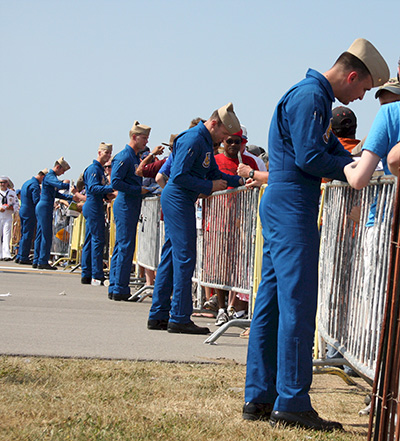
[345,102,400,186]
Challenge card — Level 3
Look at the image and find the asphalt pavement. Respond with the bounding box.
[0,261,248,364]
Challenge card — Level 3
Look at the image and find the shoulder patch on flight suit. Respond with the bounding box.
[202,152,211,168]
[323,118,333,144]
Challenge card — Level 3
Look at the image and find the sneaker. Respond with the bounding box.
[215,308,229,326]
[227,305,236,317]
[203,295,218,312]
[233,310,248,320]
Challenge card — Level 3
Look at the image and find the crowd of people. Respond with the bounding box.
[2,37,400,433]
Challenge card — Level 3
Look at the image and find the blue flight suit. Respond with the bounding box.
[81,160,113,280]
[245,69,353,412]
[108,145,142,297]
[35,169,73,265]
[17,176,41,263]
[149,121,242,324]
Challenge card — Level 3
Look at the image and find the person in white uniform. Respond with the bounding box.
[0,176,19,260]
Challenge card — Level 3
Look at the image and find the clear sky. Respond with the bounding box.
[1,0,399,188]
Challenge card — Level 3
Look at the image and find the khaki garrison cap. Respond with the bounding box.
[162,134,178,147]
[98,142,113,152]
[217,102,241,134]
[40,168,49,175]
[57,157,71,171]
[131,120,151,136]
[375,78,400,99]
[346,38,389,87]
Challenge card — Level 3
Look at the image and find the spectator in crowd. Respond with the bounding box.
[104,160,112,184]
[237,163,269,187]
[108,121,151,301]
[344,76,400,189]
[375,77,400,105]
[189,117,206,128]
[147,103,244,334]
[137,148,165,288]
[331,106,361,153]
[212,129,259,326]
[16,169,48,264]
[154,135,177,188]
[240,126,268,173]
[0,176,19,261]
[139,150,163,196]
[243,38,388,431]
[215,130,259,180]
[388,141,400,175]
[81,143,116,286]
[34,157,81,270]
[344,102,400,189]
[136,144,166,179]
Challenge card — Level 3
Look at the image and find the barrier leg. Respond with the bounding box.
[204,318,251,344]
[128,285,154,302]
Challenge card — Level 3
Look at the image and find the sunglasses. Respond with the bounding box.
[104,165,111,169]
[225,138,241,145]
[0,181,7,184]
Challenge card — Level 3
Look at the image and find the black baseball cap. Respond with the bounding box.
[332,107,357,131]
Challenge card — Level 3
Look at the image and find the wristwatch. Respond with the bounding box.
[249,169,255,179]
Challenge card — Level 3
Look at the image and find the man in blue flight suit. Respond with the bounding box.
[243,39,389,431]
[34,157,80,270]
[108,121,151,301]
[16,169,48,264]
[81,142,115,286]
[147,103,245,335]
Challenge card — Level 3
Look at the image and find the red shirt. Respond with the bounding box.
[141,158,167,178]
[215,153,258,188]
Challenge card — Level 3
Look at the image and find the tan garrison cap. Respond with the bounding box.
[217,102,241,134]
[39,168,49,175]
[57,157,71,171]
[162,134,178,147]
[346,38,389,87]
[375,78,400,99]
[131,120,151,136]
[98,142,113,152]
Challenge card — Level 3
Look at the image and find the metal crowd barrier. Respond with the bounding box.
[50,205,73,263]
[317,176,396,382]
[130,196,162,301]
[201,187,260,343]
[367,173,400,441]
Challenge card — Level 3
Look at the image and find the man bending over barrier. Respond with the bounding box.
[147,103,245,335]
[243,38,388,431]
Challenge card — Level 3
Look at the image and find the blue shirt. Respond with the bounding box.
[169,121,241,201]
[363,102,400,174]
[362,102,400,226]
[20,176,41,215]
[268,68,352,187]
[159,154,173,178]
[111,144,142,200]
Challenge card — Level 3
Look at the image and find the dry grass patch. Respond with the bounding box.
[0,356,370,440]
